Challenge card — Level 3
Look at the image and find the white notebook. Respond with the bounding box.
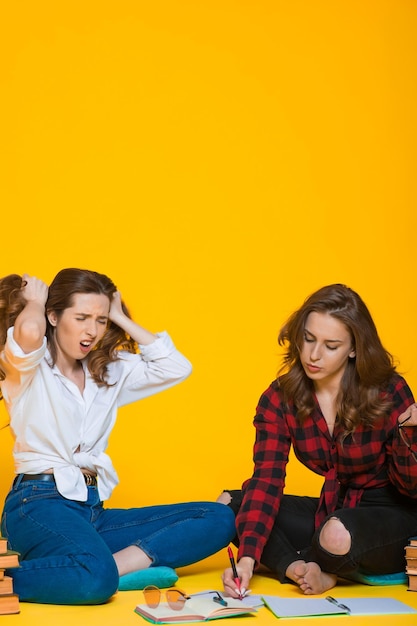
[262,594,417,618]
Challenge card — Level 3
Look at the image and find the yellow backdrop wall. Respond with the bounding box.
[0,0,416,510]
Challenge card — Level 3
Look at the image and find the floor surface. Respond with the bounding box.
[2,552,417,625]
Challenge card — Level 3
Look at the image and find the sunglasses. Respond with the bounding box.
[143,585,190,611]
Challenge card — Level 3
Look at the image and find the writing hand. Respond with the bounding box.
[221,556,254,599]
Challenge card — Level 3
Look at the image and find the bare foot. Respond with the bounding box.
[287,560,337,595]
[216,491,232,505]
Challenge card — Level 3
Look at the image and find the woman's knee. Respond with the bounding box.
[12,555,119,605]
[63,553,119,605]
[319,517,351,556]
[208,502,236,541]
[78,570,119,605]
[78,580,119,605]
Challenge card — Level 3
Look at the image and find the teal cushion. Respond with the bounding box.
[344,569,407,586]
[118,566,179,591]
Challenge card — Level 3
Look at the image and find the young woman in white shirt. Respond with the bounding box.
[0,269,235,605]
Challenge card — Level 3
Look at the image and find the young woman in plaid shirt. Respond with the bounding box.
[220,284,417,596]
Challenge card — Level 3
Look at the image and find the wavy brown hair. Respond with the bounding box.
[277,284,396,436]
[46,268,137,385]
[0,274,28,386]
[0,269,137,400]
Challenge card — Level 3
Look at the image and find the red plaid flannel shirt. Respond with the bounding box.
[236,374,416,564]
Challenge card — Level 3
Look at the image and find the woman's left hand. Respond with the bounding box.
[398,404,417,428]
[108,291,125,325]
[108,291,157,345]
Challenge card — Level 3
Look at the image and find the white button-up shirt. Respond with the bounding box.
[0,327,192,501]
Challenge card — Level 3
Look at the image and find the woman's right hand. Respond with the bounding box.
[21,274,49,306]
[222,556,255,598]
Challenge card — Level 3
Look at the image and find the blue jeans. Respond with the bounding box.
[1,477,236,605]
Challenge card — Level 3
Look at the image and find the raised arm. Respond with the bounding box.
[14,274,49,353]
[108,291,157,346]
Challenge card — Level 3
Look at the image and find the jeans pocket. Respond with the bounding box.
[5,483,59,520]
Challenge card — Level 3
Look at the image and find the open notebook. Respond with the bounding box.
[262,595,417,618]
[134,592,257,623]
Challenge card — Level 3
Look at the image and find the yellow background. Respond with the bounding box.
[0,0,416,511]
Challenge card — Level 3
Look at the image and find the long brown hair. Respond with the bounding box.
[278,284,396,435]
[0,274,27,385]
[46,268,137,385]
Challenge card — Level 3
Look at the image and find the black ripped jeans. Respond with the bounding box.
[225,485,417,582]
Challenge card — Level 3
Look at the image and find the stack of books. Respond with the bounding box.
[405,537,417,591]
[0,535,20,615]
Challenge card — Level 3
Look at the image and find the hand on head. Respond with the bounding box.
[108,290,125,324]
[21,274,49,306]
